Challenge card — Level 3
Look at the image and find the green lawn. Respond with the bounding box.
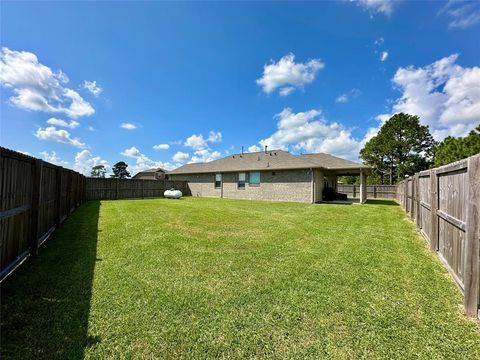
[1,197,479,359]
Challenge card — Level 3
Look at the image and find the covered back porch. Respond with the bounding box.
[312,168,368,204]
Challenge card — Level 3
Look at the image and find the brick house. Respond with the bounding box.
[132,167,167,180]
[168,148,369,203]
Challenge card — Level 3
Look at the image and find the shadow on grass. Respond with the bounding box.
[1,201,100,360]
[365,199,399,206]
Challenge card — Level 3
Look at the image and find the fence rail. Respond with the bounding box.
[1,147,86,281]
[337,184,397,199]
[396,154,480,317]
[86,178,188,200]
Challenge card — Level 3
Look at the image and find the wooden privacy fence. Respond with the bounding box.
[86,178,188,200]
[397,154,480,317]
[337,184,397,199]
[1,147,86,281]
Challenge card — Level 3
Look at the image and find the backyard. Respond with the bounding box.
[1,197,479,359]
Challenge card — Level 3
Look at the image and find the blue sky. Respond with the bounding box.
[1,1,479,175]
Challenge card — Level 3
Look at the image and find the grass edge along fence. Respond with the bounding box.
[396,154,480,318]
[1,147,86,281]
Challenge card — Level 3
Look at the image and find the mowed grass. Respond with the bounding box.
[1,197,479,359]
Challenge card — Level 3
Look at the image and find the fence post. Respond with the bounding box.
[29,159,43,258]
[464,155,480,316]
[116,178,119,200]
[142,179,145,199]
[55,167,63,228]
[430,169,438,252]
[353,185,356,198]
[373,185,377,198]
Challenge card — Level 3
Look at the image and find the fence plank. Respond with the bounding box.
[430,169,438,251]
[464,155,480,316]
[1,147,86,281]
[29,159,43,258]
[397,155,479,317]
[85,178,188,200]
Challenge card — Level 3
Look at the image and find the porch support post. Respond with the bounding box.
[360,170,367,204]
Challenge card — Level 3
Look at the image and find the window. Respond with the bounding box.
[238,172,246,189]
[215,173,222,189]
[249,171,260,186]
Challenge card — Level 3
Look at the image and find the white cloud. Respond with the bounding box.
[256,53,325,95]
[120,146,174,173]
[189,149,222,163]
[355,0,395,17]
[74,150,109,175]
[39,150,69,166]
[381,54,480,139]
[88,126,96,132]
[35,126,86,148]
[257,108,373,161]
[248,145,261,152]
[0,47,94,118]
[335,88,361,104]
[439,0,480,29]
[46,117,79,128]
[153,143,170,150]
[120,122,137,130]
[121,146,142,158]
[207,131,222,143]
[380,51,389,62]
[172,151,190,162]
[279,86,295,97]
[83,80,103,97]
[184,130,222,150]
[184,134,207,149]
[16,150,31,156]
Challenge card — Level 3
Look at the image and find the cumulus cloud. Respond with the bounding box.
[74,150,109,175]
[207,131,222,143]
[184,130,222,150]
[189,149,222,164]
[0,47,94,118]
[120,146,174,173]
[153,143,170,150]
[379,54,480,139]
[248,145,261,152]
[380,51,389,62]
[256,53,325,95]
[355,0,395,17]
[256,108,374,161]
[120,122,137,130]
[46,117,79,128]
[172,151,190,162]
[39,150,69,166]
[83,80,103,97]
[439,0,480,29]
[335,88,361,104]
[35,126,86,148]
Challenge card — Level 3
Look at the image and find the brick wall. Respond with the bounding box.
[170,169,313,203]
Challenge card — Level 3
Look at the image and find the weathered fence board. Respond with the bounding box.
[86,178,188,200]
[396,154,480,317]
[0,147,86,281]
[337,184,397,199]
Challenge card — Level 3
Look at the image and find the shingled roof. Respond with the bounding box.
[168,150,368,174]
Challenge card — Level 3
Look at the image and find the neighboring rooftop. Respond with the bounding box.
[168,150,368,174]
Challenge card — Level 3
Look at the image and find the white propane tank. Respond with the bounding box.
[164,189,182,199]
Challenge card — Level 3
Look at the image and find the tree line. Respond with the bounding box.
[341,113,480,185]
[90,161,131,178]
